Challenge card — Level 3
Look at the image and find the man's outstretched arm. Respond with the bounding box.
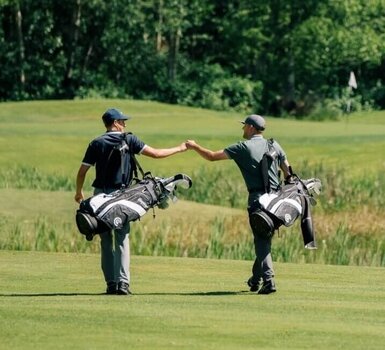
[186,140,229,161]
[141,143,187,159]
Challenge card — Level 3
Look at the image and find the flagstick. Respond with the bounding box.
[345,71,357,127]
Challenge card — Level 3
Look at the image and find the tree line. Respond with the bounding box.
[1,0,384,117]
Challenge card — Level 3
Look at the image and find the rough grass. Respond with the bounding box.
[1,188,384,267]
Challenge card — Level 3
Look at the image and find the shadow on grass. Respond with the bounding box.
[0,292,104,297]
[134,290,252,296]
[0,290,252,297]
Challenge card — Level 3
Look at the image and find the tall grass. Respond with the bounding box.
[0,166,75,191]
[177,161,385,212]
[1,214,384,267]
[0,215,95,253]
[273,225,385,266]
[1,162,384,212]
[1,163,384,267]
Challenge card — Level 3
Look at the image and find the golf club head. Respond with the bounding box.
[304,178,322,197]
[161,173,192,189]
[156,174,192,209]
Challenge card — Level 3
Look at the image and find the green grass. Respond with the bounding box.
[1,99,384,177]
[0,99,385,266]
[0,250,384,350]
[1,100,385,347]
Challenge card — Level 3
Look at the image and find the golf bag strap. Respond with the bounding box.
[261,138,276,193]
[102,142,119,192]
[121,133,133,188]
[124,133,149,187]
[121,140,128,186]
[131,153,146,179]
[261,155,270,193]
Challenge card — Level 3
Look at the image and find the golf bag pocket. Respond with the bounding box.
[248,209,278,239]
[75,210,109,240]
[76,210,97,236]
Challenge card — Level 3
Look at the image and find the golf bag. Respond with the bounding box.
[249,175,322,249]
[76,173,192,241]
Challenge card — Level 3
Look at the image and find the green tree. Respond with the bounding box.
[0,0,384,114]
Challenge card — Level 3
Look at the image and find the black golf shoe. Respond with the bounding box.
[117,282,132,295]
[258,279,277,295]
[106,282,117,295]
[247,277,262,292]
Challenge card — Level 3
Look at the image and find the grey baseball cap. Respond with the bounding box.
[241,114,266,130]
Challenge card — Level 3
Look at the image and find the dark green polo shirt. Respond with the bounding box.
[224,135,287,193]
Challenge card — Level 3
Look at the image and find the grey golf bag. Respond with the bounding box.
[76,173,192,241]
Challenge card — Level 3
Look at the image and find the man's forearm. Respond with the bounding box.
[186,140,228,161]
[76,175,85,194]
[194,145,216,161]
[154,146,184,158]
[74,165,89,202]
[142,144,186,159]
[281,160,293,180]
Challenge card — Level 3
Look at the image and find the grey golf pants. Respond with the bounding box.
[94,188,130,285]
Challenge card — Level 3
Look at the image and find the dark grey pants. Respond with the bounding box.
[248,193,275,283]
[251,234,274,282]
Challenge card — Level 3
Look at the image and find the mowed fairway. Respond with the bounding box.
[0,99,384,177]
[0,250,384,350]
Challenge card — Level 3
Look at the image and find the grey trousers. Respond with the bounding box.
[248,192,275,283]
[251,234,274,282]
[94,188,130,285]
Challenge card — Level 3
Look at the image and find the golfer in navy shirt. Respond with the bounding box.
[75,108,187,295]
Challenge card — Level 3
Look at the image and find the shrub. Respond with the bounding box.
[157,62,264,113]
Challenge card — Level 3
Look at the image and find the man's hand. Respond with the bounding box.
[74,192,84,204]
[179,142,188,152]
[186,140,198,149]
[284,176,294,185]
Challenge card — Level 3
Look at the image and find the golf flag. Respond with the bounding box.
[348,71,357,89]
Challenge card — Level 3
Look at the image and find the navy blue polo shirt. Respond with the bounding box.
[82,132,146,189]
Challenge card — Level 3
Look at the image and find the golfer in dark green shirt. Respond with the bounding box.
[186,114,292,294]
